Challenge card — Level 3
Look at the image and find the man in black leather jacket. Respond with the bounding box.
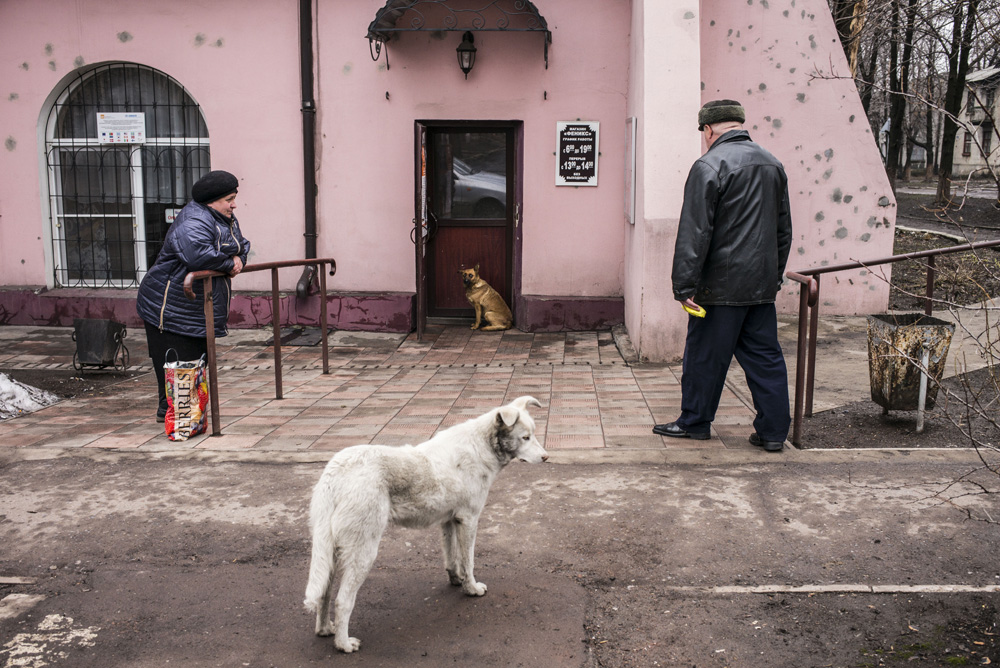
[653,100,793,451]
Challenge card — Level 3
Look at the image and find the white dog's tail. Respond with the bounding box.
[303,480,337,613]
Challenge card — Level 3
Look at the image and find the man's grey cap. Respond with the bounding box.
[698,99,746,130]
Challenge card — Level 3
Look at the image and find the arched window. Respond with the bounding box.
[44,63,210,288]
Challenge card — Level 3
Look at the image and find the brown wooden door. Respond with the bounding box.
[422,125,514,320]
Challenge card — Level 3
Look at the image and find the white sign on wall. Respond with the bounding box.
[556,121,599,187]
[96,112,146,144]
[165,208,183,225]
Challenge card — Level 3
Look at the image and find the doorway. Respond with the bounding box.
[416,123,518,326]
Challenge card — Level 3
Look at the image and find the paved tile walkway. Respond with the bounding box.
[0,324,762,453]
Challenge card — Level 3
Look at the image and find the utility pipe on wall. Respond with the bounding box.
[296,0,319,298]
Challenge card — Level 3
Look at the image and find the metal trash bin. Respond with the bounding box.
[72,318,129,372]
[867,313,955,432]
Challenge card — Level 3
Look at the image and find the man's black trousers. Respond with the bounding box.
[676,303,791,442]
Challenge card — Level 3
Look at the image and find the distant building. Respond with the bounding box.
[953,67,1000,178]
[878,119,928,173]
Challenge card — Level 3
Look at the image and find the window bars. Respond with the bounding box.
[45,63,210,288]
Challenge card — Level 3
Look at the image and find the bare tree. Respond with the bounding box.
[907,45,939,175]
[831,0,871,75]
[886,0,920,190]
[825,0,992,201]
[935,0,982,204]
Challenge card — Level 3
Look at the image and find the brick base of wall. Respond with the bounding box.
[0,288,624,333]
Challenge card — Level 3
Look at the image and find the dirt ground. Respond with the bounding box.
[0,367,146,401]
[4,455,1000,668]
[895,190,1000,234]
[798,366,1000,450]
[889,228,1000,312]
[891,193,1000,311]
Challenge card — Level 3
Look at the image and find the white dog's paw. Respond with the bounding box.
[463,581,487,596]
[335,636,361,653]
[315,621,335,637]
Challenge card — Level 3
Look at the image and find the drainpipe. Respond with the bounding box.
[296,0,319,298]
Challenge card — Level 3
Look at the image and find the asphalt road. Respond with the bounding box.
[3,449,1000,668]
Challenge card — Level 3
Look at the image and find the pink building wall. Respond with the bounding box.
[700,0,895,315]
[1,0,302,293]
[0,0,893,359]
[623,1,704,361]
[315,1,629,298]
[623,0,895,361]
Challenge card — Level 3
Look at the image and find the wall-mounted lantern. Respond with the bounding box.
[366,2,552,73]
[456,31,477,79]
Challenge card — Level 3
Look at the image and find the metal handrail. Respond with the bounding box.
[183,258,337,436]
[786,238,1000,446]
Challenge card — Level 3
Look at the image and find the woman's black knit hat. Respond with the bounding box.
[698,100,746,130]
[192,170,239,204]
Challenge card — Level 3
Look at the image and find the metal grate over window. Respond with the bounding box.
[44,63,210,288]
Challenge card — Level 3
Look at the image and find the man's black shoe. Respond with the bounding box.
[749,433,784,452]
[652,422,710,440]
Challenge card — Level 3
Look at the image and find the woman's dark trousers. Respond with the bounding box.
[143,321,208,419]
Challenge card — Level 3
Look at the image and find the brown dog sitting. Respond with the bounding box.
[459,265,513,331]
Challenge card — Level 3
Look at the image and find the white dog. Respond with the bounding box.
[303,395,548,653]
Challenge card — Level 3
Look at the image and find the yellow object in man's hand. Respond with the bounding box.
[682,303,707,318]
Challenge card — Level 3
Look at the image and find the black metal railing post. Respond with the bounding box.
[792,280,810,446]
[806,274,820,417]
[319,263,330,374]
[925,254,936,316]
[271,267,283,400]
[202,276,221,436]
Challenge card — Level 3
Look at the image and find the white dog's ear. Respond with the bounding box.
[511,395,542,410]
[497,406,520,427]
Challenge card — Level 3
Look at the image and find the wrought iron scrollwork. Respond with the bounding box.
[367,0,551,69]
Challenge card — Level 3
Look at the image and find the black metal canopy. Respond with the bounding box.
[366,0,551,68]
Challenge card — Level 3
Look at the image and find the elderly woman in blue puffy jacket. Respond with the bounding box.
[136,170,251,423]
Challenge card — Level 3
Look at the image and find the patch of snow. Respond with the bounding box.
[0,372,60,421]
[1,613,100,667]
